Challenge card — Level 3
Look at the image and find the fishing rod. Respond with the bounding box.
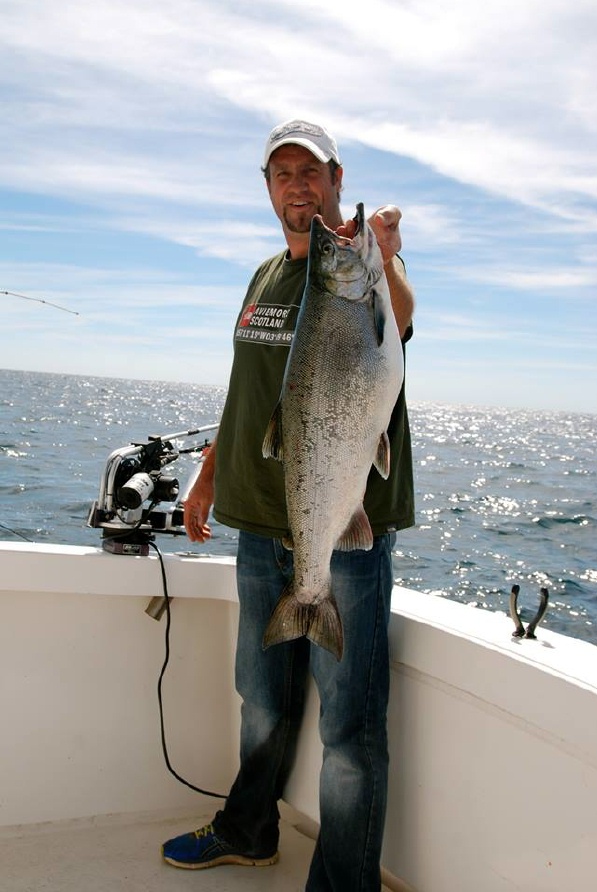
[2,290,79,316]
[0,521,33,542]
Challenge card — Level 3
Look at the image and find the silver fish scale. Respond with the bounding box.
[282,289,399,603]
[262,206,404,657]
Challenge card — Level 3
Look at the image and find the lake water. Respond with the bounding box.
[2,368,595,644]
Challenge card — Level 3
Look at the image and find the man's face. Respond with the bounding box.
[266,144,343,236]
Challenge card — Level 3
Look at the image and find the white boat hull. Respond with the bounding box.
[2,542,597,891]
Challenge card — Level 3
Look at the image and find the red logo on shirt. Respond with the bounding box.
[239,304,257,327]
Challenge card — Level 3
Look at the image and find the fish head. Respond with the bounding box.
[308,202,384,302]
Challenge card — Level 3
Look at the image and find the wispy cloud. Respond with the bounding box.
[452,265,597,291]
[1,0,595,410]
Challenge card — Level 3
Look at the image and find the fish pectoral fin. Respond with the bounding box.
[372,287,386,346]
[262,402,284,462]
[262,586,309,649]
[335,505,374,551]
[306,597,343,661]
[373,431,391,479]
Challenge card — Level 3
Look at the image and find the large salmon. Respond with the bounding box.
[262,203,404,660]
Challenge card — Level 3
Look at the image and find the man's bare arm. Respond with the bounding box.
[368,205,414,338]
[184,437,217,543]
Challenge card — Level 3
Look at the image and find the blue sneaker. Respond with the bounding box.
[162,822,279,870]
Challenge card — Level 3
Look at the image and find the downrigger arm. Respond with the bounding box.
[87,423,218,555]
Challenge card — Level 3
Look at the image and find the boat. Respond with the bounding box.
[2,430,597,891]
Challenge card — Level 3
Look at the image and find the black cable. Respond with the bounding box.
[148,540,227,799]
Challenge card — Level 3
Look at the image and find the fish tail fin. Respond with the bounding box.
[262,584,309,650]
[306,596,344,661]
[263,584,344,661]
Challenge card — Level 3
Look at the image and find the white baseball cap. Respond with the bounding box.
[263,119,341,167]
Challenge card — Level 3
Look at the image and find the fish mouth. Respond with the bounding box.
[309,202,381,297]
[311,202,365,247]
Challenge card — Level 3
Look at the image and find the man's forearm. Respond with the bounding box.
[385,255,414,339]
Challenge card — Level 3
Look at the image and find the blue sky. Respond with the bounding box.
[1,0,596,413]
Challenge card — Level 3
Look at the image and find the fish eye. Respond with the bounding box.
[322,242,334,255]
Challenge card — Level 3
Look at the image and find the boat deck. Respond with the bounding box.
[0,807,399,892]
[1,808,313,892]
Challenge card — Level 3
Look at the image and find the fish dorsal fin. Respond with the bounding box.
[373,431,391,479]
[372,287,386,346]
[335,505,374,551]
[262,402,283,462]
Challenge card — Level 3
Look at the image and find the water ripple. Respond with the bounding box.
[2,374,596,645]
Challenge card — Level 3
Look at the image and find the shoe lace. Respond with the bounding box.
[193,823,215,840]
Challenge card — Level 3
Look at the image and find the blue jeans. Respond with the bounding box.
[213,529,394,892]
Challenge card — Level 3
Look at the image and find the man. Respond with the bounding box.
[162,120,415,891]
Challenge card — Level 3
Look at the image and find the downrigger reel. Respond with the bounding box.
[87,424,218,555]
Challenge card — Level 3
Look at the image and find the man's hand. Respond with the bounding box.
[367,205,402,265]
[183,491,212,543]
[369,205,414,336]
[183,444,216,543]
[336,204,413,336]
[335,205,402,265]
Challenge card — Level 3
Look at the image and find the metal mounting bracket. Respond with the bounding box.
[509,585,549,639]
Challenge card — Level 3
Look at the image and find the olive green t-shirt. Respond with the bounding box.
[213,249,415,538]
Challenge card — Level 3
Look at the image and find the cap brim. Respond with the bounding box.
[264,137,332,167]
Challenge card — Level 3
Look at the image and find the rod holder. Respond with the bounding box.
[145,596,169,621]
[509,585,549,639]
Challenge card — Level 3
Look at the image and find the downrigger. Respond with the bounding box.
[87,423,227,797]
[87,424,218,555]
